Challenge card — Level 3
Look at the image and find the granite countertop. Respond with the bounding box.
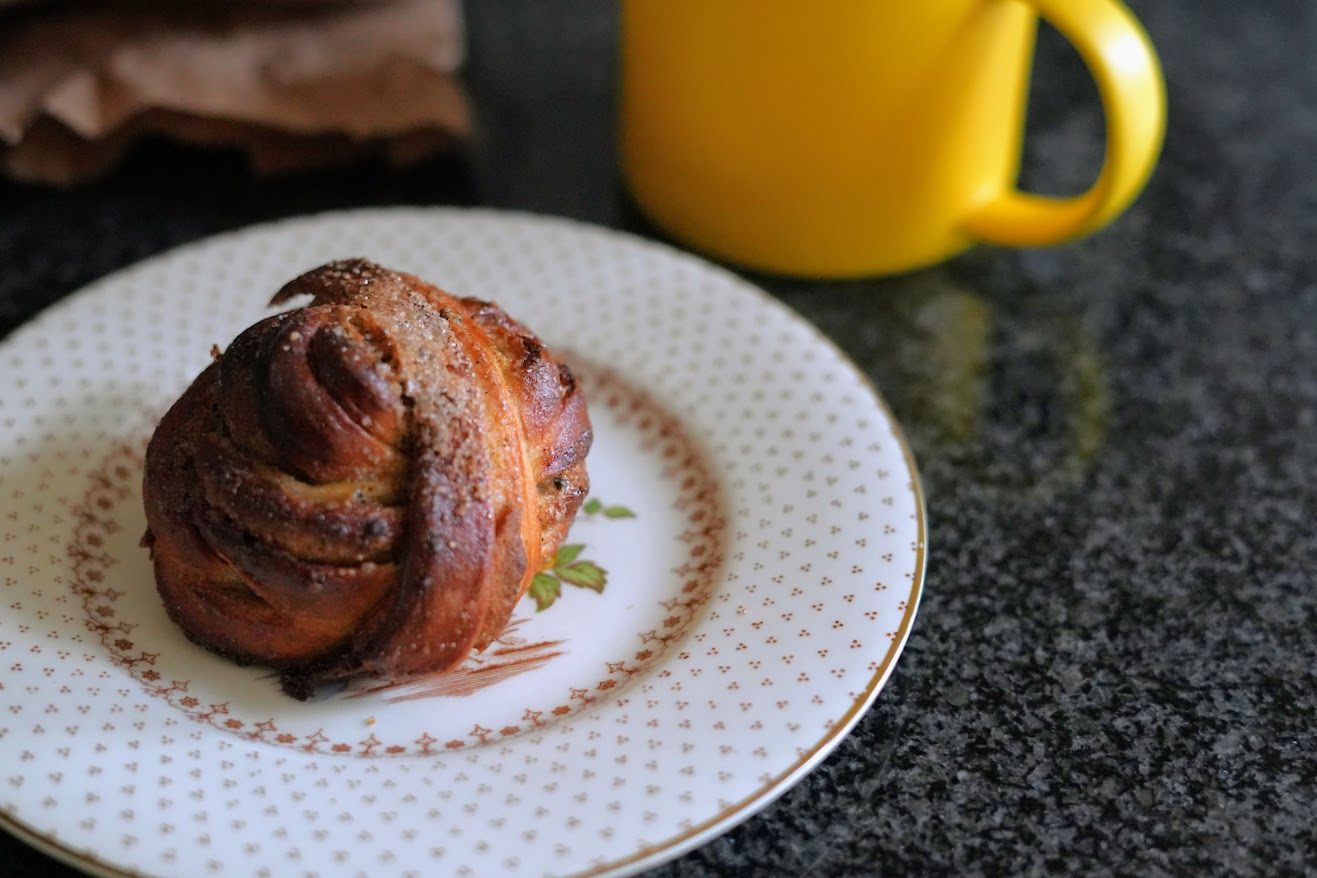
[1,0,1312,875]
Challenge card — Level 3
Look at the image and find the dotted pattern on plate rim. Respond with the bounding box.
[0,209,923,878]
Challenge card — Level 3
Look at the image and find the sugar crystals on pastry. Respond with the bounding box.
[142,259,592,699]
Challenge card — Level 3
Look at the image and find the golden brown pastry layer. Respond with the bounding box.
[142,259,591,698]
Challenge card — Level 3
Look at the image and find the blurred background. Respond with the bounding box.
[1,1,1314,876]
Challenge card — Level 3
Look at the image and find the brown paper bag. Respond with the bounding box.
[0,0,470,184]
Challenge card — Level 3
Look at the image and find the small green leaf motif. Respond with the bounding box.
[556,560,607,592]
[553,544,585,567]
[529,572,561,612]
[529,498,634,611]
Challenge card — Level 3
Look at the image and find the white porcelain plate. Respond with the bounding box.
[0,208,925,878]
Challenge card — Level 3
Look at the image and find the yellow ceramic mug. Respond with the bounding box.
[620,0,1166,277]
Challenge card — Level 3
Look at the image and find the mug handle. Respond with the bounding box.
[963,0,1166,247]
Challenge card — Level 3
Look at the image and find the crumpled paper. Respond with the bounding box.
[0,0,470,184]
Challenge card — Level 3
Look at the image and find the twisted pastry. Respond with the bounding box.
[142,259,591,698]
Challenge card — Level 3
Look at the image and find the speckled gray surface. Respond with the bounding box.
[2,1,1314,876]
